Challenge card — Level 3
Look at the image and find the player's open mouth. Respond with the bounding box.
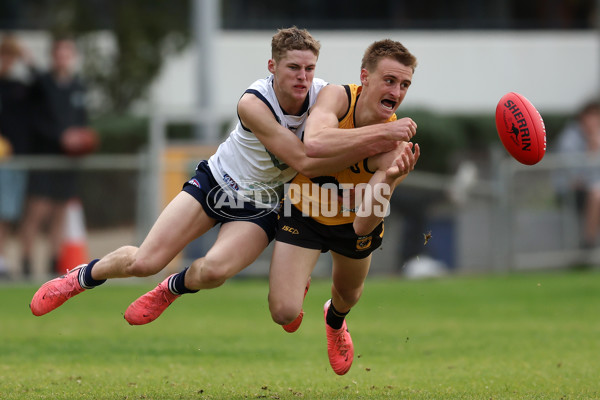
[381,99,396,110]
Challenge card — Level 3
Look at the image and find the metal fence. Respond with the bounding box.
[1,125,596,280]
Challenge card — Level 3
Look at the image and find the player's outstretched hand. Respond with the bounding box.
[386,142,420,180]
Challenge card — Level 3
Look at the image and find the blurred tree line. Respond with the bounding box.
[34,0,192,228]
[43,0,190,117]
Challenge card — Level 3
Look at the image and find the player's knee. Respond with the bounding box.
[128,261,158,277]
[337,287,364,308]
[126,249,163,277]
[269,299,299,326]
[197,257,230,288]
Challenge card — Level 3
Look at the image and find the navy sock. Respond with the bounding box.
[326,300,350,330]
[78,259,106,289]
[168,267,199,295]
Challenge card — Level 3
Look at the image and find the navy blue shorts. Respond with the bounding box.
[182,161,278,242]
[276,204,384,259]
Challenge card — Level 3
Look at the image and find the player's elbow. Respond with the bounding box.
[293,160,319,179]
[304,137,325,158]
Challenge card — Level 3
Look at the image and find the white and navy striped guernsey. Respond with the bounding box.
[207,75,328,209]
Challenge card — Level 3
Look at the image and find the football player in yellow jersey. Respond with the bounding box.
[268,39,420,375]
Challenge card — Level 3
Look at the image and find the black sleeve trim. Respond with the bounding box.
[240,89,281,131]
[339,85,352,122]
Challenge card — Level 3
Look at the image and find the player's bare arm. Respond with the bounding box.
[238,93,390,178]
[353,142,420,236]
[303,85,417,158]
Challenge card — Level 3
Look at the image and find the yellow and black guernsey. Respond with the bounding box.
[288,84,397,225]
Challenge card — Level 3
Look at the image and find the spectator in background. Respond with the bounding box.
[19,35,90,277]
[555,100,600,248]
[0,33,33,279]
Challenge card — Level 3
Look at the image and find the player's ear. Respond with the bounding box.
[268,59,276,74]
[360,68,369,86]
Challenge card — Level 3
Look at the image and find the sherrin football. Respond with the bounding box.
[495,92,546,165]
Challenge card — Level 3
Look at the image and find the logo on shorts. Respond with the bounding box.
[205,179,280,220]
[282,225,299,235]
[356,235,372,251]
[188,178,201,188]
[222,173,239,191]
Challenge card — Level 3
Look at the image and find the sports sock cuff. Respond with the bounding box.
[79,259,106,289]
[169,267,199,295]
[329,300,350,317]
[326,299,350,330]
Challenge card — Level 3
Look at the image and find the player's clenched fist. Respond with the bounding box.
[386,117,417,142]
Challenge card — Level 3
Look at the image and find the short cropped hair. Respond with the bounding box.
[271,26,321,62]
[361,39,417,72]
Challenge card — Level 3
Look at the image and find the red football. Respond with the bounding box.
[495,92,546,165]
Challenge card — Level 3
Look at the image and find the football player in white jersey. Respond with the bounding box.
[30,27,417,326]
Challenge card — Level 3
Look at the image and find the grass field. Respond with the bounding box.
[1,269,599,400]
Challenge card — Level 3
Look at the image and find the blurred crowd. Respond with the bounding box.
[554,100,600,250]
[0,32,96,279]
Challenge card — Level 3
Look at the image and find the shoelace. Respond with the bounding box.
[334,329,351,357]
[159,287,174,304]
[46,269,79,298]
[152,283,177,306]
